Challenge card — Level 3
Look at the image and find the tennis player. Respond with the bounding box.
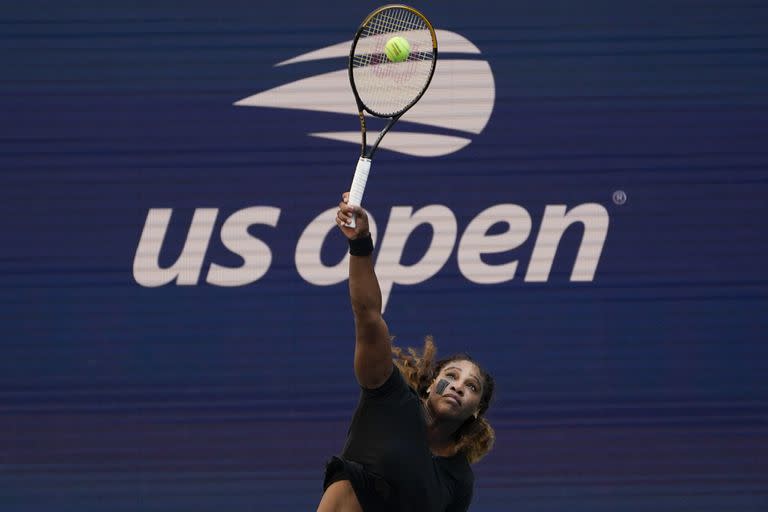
[317,193,496,512]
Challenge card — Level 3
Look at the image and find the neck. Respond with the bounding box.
[422,398,463,457]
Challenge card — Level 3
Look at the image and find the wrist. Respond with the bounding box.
[348,233,373,256]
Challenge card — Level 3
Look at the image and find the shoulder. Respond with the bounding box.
[360,363,414,400]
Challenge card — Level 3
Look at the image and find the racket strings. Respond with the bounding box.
[354,9,421,68]
[369,10,421,35]
[352,7,435,117]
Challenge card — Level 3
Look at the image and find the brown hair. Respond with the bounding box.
[392,336,495,464]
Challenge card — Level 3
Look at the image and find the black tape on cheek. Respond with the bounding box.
[435,379,450,395]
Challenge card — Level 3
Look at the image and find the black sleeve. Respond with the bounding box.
[360,364,407,400]
[445,468,475,512]
[446,476,474,512]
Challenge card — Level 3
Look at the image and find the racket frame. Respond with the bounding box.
[345,4,438,227]
[349,3,438,160]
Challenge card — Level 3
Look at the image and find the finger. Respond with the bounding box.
[342,192,349,203]
[337,213,351,225]
[337,210,351,224]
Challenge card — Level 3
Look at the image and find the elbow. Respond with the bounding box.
[351,296,381,319]
[352,304,383,328]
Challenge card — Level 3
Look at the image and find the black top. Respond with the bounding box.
[324,365,474,511]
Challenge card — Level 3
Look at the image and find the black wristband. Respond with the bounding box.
[348,233,374,257]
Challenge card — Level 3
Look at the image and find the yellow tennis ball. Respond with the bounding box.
[384,36,411,63]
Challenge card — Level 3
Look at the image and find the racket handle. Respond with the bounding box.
[347,157,371,228]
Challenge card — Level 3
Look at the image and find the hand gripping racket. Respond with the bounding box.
[346,4,438,227]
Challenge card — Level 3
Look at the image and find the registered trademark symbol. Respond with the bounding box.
[612,190,627,205]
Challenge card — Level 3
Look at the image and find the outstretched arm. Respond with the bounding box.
[336,192,393,389]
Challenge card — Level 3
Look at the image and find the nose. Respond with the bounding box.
[451,383,465,396]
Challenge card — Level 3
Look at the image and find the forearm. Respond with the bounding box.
[349,249,382,318]
[336,197,383,320]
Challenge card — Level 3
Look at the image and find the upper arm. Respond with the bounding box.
[353,310,393,389]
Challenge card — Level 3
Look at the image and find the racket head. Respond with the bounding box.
[349,4,438,118]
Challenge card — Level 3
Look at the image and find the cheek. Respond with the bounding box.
[434,379,450,395]
[466,394,482,410]
[428,393,454,413]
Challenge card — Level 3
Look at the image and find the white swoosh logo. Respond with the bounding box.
[234,30,495,157]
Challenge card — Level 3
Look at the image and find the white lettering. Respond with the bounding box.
[525,203,609,282]
[376,205,457,312]
[206,206,280,286]
[457,204,532,284]
[133,208,218,287]
[133,202,611,308]
[296,207,379,285]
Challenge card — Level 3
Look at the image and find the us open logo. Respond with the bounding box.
[133,33,610,311]
[233,31,495,157]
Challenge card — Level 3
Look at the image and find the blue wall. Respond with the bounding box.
[2,1,767,510]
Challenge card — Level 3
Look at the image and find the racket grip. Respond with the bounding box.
[347,157,371,228]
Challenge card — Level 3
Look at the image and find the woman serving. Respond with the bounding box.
[317,193,496,512]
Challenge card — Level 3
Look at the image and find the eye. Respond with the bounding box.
[468,384,477,392]
[445,372,457,380]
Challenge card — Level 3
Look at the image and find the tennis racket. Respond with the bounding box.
[346,4,438,227]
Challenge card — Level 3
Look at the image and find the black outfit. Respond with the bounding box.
[323,365,474,511]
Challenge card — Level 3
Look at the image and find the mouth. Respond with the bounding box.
[443,394,462,406]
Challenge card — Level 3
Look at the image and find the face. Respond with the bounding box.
[426,360,484,421]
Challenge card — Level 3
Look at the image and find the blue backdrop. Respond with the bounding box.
[2,1,767,510]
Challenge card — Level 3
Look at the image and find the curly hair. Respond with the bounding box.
[391,336,495,464]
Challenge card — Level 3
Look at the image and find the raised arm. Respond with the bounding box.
[336,192,393,389]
